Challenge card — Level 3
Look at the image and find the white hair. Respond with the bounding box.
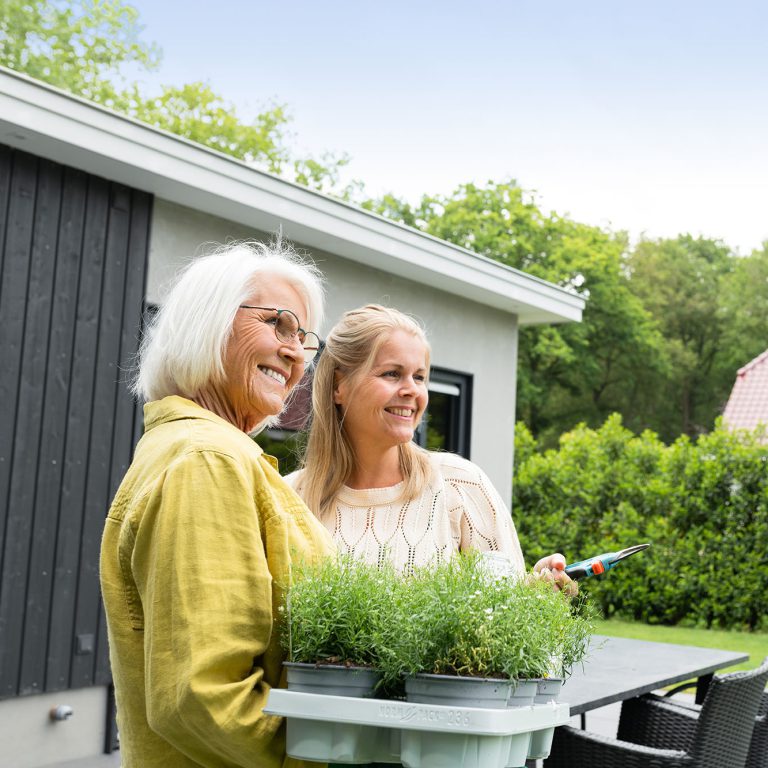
[133,239,324,404]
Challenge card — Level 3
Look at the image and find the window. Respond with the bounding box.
[415,367,472,459]
[255,366,473,470]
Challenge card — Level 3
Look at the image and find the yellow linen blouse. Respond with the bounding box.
[100,396,334,767]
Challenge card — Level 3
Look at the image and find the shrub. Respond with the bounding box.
[513,416,768,630]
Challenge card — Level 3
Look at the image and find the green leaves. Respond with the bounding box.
[382,552,596,681]
[283,555,400,668]
[1,0,349,193]
[513,417,768,630]
[283,551,598,688]
[364,181,767,445]
[0,0,160,106]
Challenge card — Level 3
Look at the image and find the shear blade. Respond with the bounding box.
[614,543,651,562]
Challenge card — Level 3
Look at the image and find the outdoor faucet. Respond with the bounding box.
[49,704,74,721]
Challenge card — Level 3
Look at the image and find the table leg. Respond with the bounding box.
[580,712,586,729]
[695,673,713,704]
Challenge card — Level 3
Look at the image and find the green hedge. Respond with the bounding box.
[513,415,768,630]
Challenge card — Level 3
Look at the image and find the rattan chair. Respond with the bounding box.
[748,692,768,768]
[617,687,768,768]
[544,656,768,768]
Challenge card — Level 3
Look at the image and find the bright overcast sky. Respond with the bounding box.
[126,0,768,253]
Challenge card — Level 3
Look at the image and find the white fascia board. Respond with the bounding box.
[0,68,584,325]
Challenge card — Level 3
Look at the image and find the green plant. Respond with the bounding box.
[514,416,768,630]
[282,551,597,693]
[282,554,400,667]
[378,552,597,684]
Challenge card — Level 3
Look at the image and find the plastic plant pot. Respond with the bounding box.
[502,680,538,767]
[404,674,512,708]
[284,717,380,764]
[506,679,538,707]
[284,662,382,697]
[525,678,564,762]
[283,664,383,763]
[403,674,515,768]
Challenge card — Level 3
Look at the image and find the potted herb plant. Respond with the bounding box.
[522,588,597,762]
[281,553,399,697]
[377,552,591,700]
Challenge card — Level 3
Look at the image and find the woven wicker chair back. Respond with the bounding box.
[690,657,768,768]
[745,691,768,768]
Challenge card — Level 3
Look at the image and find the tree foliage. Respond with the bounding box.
[514,416,768,630]
[626,236,733,437]
[0,0,349,193]
[366,183,765,444]
[366,181,666,443]
[0,0,159,103]
[716,242,768,389]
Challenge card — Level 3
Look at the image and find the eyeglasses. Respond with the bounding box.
[239,305,320,363]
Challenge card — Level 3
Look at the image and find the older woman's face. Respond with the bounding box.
[223,278,309,432]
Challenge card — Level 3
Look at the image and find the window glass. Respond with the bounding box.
[416,367,472,459]
[256,366,473,471]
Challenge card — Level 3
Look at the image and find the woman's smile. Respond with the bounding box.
[335,328,429,450]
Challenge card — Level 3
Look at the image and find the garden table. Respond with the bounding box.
[561,634,748,725]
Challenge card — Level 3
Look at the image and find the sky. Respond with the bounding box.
[125,0,768,253]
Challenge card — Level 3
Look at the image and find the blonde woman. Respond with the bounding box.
[287,304,572,586]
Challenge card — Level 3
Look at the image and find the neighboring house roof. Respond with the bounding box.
[0,66,584,325]
[722,349,768,432]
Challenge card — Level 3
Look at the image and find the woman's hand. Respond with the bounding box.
[533,553,578,596]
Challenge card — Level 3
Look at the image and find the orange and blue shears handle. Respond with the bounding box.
[564,543,650,580]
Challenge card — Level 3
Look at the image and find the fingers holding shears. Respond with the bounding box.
[533,553,579,596]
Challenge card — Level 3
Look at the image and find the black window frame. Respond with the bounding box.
[415,366,473,459]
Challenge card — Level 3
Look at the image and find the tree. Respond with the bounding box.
[0,0,348,193]
[0,0,159,106]
[716,242,768,381]
[366,181,666,444]
[627,235,735,438]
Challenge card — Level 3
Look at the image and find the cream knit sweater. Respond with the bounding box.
[286,452,526,575]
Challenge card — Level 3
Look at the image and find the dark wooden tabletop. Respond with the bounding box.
[561,635,749,715]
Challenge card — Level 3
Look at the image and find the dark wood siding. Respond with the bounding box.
[0,144,151,699]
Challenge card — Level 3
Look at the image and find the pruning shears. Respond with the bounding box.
[564,543,651,580]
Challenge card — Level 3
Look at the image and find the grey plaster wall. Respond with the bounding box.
[149,200,518,506]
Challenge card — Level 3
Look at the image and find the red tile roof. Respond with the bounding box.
[722,349,768,433]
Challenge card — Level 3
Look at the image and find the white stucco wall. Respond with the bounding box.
[149,199,518,505]
[0,686,113,768]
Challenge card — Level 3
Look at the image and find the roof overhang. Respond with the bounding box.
[0,67,584,325]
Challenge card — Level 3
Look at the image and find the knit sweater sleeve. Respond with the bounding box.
[438,453,527,575]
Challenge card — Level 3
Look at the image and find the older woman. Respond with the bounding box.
[288,304,573,587]
[100,241,334,768]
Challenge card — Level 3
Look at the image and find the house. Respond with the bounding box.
[722,349,768,438]
[0,65,584,767]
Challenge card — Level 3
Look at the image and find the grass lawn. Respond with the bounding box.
[596,618,768,673]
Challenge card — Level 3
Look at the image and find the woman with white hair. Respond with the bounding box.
[288,304,573,587]
[100,241,333,768]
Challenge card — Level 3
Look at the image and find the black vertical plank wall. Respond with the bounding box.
[0,144,151,699]
[0,150,39,698]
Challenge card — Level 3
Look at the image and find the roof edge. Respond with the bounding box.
[0,67,584,324]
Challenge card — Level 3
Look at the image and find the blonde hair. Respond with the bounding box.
[133,239,324,429]
[297,304,433,518]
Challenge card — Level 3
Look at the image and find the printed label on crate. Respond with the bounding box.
[378,701,474,729]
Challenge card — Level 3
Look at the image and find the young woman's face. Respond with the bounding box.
[223,278,309,431]
[334,328,429,450]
